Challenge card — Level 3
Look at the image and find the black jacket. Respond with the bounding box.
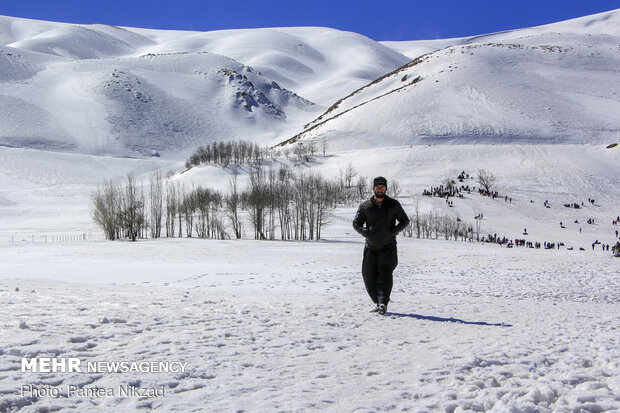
[353,195,410,249]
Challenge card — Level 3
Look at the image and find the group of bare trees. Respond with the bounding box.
[400,199,480,242]
[92,173,225,242]
[405,210,476,241]
[335,163,402,206]
[184,139,331,171]
[93,159,493,243]
[91,174,147,241]
[277,140,328,163]
[242,165,334,240]
[92,165,341,242]
[185,140,270,169]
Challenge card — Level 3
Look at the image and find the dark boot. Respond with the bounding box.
[378,303,387,315]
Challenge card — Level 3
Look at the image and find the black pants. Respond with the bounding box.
[362,245,398,305]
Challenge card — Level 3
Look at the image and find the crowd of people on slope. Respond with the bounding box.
[422,184,469,199]
[482,233,565,250]
[420,171,619,255]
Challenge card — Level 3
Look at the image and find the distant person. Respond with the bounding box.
[353,176,410,315]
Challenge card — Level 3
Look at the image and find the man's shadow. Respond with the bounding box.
[387,312,512,327]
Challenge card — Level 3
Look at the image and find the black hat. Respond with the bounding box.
[373,176,387,187]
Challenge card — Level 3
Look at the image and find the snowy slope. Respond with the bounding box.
[0,48,318,156]
[381,8,620,59]
[0,16,410,157]
[284,9,620,149]
[129,26,411,106]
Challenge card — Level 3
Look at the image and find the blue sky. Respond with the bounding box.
[2,0,619,40]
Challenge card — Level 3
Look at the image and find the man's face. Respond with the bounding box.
[374,184,387,199]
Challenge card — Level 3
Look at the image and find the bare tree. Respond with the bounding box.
[245,166,268,239]
[266,167,278,240]
[225,173,243,239]
[92,180,120,240]
[421,212,432,238]
[431,211,441,239]
[474,215,483,242]
[355,175,368,199]
[281,146,292,161]
[412,197,422,238]
[390,179,402,198]
[293,171,309,240]
[477,170,497,195]
[307,140,317,157]
[312,174,331,240]
[165,181,179,237]
[149,171,164,238]
[181,190,195,238]
[273,165,293,240]
[176,183,185,238]
[190,187,224,239]
[293,142,318,164]
[121,173,145,242]
[343,162,357,188]
[441,213,456,240]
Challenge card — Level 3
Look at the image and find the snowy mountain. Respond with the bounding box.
[3,10,619,156]
[0,16,409,156]
[282,9,620,150]
[1,11,620,413]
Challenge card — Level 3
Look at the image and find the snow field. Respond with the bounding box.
[0,237,618,412]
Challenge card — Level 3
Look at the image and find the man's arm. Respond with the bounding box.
[352,205,369,237]
[393,202,410,235]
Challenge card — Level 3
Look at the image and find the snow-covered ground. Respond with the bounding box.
[1,142,619,412]
[1,234,618,412]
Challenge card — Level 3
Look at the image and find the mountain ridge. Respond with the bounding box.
[279,9,620,150]
[0,16,409,157]
[1,10,620,158]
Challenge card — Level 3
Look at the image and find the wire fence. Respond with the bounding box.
[5,230,100,244]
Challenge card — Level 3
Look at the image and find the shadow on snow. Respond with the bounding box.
[387,312,512,327]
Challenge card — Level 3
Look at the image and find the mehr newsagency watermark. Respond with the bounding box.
[20,357,188,398]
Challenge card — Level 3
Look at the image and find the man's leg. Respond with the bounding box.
[362,247,379,304]
[376,245,398,306]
